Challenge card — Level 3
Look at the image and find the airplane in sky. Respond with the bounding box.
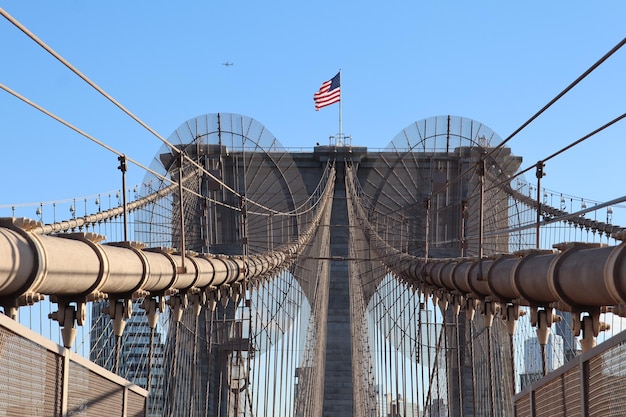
[222,62,233,67]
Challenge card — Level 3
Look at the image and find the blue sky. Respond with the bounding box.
[1,2,625,223]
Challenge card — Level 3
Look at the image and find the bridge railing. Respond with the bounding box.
[514,328,626,417]
[0,311,147,416]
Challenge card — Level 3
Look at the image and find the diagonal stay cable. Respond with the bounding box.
[0,7,303,217]
[1,84,334,225]
[0,85,246,219]
[428,37,626,207]
[485,111,626,195]
[363,34,626,222]
[0,83,245,216]
[486,37,626,157]
[0,83,152,180]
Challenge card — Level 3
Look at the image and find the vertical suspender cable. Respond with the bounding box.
[469,318,477,417]
[422,296,433,417]
[488,324,495,417]
[189,313,199,417]
[262,281,271,417]
[276,274,285,417]
[419,296,427,417]
[442,306,449,417]
[393,278,401,412]
[457,315,463,417]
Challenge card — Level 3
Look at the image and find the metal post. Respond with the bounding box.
[540,343,547,377]
[580,358,589,416]
[114,334,121,374]
[177,152,186,271]
[399,214,404,251]
[61,348,71,416]
[424,198,430,260]
[478,160,485,258]
[536,161,545,249]
[239,195,248,257]
[117,155,129,241]
[204,197,210,253]
[459,200,467,257]
[339,69,342,141]
[268,214,273,252]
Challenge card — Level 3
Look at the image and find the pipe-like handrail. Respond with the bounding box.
[0,168,335,311]
[345,164,626,313]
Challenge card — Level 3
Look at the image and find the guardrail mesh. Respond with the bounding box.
[515,331,626,417]
[0,314,147,416]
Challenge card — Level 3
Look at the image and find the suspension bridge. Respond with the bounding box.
[2,110,626,417]
[2,7,626,416]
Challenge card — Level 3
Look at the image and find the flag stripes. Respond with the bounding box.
[314,72,341,111]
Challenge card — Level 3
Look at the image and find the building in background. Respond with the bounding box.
[90,300,166,416]
[519,333,564,390]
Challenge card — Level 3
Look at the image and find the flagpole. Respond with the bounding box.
[338,69,342,145]
[313,71,342,145]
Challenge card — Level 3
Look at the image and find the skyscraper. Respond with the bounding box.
[90,300,166,416]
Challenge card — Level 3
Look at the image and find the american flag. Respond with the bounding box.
[313,72,341,111]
